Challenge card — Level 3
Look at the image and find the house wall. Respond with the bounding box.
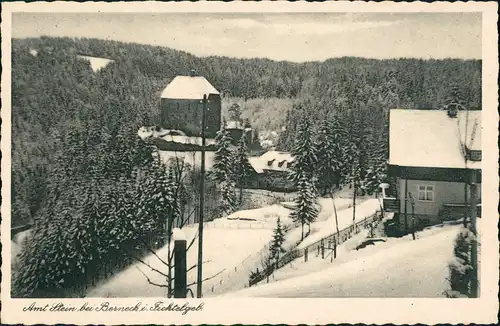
[397,178,482,227]
[160,94,221,138]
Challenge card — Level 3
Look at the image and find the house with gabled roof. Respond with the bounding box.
[246,151,295,192]
[384,108,482,231]
[160,70,221,138]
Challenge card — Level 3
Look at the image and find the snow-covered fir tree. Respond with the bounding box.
[291,174,319,241]
[234,132,252,203]
[315,115,345,195]
[289,116,318,187]
[443,84,466,111]
[219,180,237,216]
[213,126,238,216]
[12,126,180,298]
[364,124,388,195]
[213,127,235,182]
[269,217,286,266]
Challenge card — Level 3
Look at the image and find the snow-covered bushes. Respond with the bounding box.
[444,227,474,298]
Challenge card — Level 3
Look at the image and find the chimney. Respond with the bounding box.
[189,69,197,77]
[447,104,458,118]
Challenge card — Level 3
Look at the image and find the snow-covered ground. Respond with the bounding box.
[283,198,380,250]
[224,223,461,298]
[87,197,364,298]
[77,55,114,72]
[206,204,293,229]
[87,227,273,297]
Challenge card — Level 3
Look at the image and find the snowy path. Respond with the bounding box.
[224,224,460,298]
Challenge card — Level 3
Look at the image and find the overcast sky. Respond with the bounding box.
[12,12,481,62]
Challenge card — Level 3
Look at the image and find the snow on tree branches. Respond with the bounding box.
[234,132,253,203]
[291,174,319,241]
[445,227,475,298]
[269,217,286,267]
[289,115,318,187]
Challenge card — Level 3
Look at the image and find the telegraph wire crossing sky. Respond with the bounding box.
[12,12,481,62]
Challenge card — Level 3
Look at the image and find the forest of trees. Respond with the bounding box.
[11,36,482,229]
[10,36,482,297]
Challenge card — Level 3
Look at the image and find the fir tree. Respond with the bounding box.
[269,217,286,266]
[289,115,318,187]
[364,122,388,195]
[290,175,319,241]
[315,116,344,195]
[219,180,237,216]
[234,132,252,203]
[213,127,235,183]
[443,84,466,111]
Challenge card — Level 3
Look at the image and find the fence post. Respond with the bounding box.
[173,230,187,299]
[321,240,325,259]
[304,248,308,262]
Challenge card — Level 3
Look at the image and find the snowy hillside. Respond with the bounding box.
[283,198,380,250]
[86,203,295,297]
[77,55,114,72]
[87,226,273,297]
[224,223,462,298]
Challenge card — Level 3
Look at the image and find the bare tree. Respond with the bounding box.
[131,152,224,298]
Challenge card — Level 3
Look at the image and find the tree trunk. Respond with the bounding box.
[301,223,304,241]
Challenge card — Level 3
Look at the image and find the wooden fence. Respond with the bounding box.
[248,211,382,287]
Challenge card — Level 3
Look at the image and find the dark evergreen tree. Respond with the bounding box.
[288,114,318,187]
[290,175,319,241]
[213,127,234,182]
[234,132,253,203]
[219,180,237,217]
[443,84,466,111]
[269,217,286,266]
[315,116,344,195]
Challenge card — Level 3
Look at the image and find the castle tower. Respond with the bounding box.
[160,70,221,138]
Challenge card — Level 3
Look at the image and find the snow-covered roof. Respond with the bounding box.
[389,109,481,170]
[160,134,216,146]
[161,76,220,100]
[137,127,216,146]
[249,151,294,173]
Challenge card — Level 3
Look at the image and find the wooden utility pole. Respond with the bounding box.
[196,94,207,298]
[469,169,478,297]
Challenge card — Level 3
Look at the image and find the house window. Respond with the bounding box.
[417,185,434,202]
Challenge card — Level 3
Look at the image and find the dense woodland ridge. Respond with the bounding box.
[11,36,481,297]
